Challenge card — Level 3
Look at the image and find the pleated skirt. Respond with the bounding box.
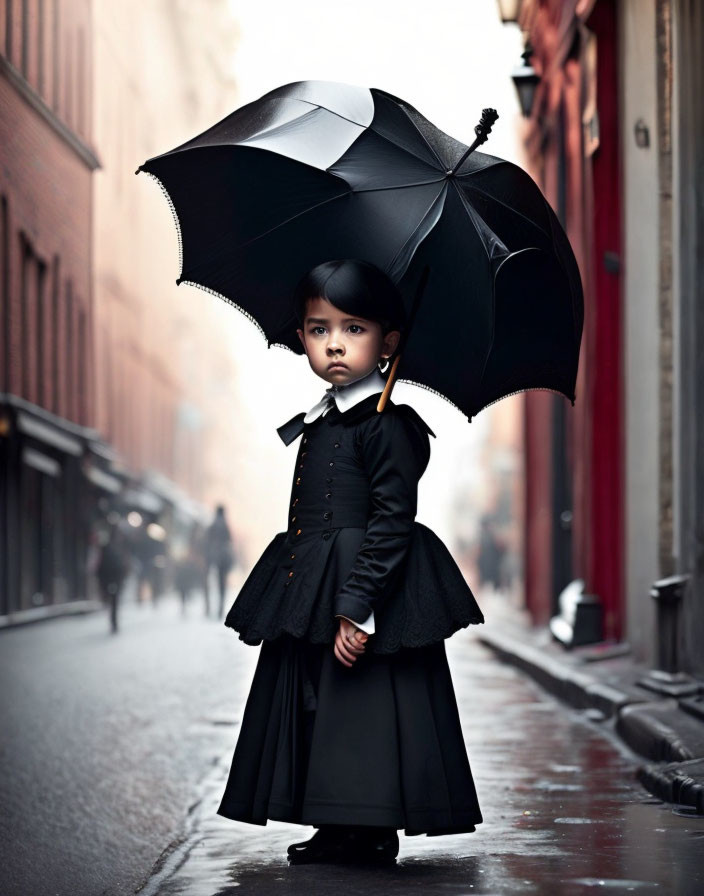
[216,633,483,836]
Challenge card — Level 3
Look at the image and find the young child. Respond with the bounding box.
[217,258,485,865]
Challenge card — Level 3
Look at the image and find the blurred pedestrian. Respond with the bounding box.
[175,526,209,615]
[205,505,236,618]
[477,513,504,592]
[97,524,130,633]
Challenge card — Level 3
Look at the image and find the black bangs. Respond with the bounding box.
[293,259,406,335]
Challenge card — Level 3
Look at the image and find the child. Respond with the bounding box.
[217,258,485,864]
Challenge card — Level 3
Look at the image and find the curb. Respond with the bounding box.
[0,599,103,629]
[636,758,704,814]
[478,627,704,815]
[477,628,633,715]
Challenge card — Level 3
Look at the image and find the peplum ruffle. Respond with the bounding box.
[224,520,484,654]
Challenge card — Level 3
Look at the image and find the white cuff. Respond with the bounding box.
[336,609,375,634]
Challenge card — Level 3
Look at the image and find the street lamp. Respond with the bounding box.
[496,0,521,23]
[512,43,540,118]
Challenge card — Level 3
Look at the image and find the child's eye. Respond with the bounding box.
[308,324,365,335]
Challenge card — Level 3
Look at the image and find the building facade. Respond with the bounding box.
[1,0,248,624]
[511,0,704,673]
[0,0,99,619]
[515,0,624,642]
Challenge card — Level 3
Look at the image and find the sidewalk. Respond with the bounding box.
[477,591,704,815]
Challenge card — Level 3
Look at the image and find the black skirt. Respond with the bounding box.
[216,634,483,835]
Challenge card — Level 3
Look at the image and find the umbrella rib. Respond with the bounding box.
[234,179,445,252]
[386,184,446,276]
[286,96,373,131]
[354,177,446,194]
[451,182,501,260]
[366,124,446,172]
[454,178,550,240]
[239,104,341,145]
[391,104,446,171]
[291,96,449,174]
[235,188,352,250]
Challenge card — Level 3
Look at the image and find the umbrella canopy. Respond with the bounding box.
[136,79,583,421]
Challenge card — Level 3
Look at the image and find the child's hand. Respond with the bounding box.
[334,617,369,667]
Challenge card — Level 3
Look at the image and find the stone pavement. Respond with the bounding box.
[137,619,704,895]
[477,592,704,815]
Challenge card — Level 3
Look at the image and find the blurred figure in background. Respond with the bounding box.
[97,524,130,633]
[477,512,505,594]
[133,520,168,605]
[174,523,209,615]
[205,505,236,618]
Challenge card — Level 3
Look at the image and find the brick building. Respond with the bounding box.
[0,0,100,618]
[1,0,248,624]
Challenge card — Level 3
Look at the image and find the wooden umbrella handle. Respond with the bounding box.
[376,262,430,413]
[376,354,401,412]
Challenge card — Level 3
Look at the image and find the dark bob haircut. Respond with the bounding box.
[293,259,406,339]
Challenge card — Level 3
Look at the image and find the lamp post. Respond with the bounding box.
[495,0,521,23]
[512,44,541,118]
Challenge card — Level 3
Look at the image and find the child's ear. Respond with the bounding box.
[296,328,307,352]
[383,329,401,358]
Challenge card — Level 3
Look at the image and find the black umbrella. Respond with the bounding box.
[136,79,583,421]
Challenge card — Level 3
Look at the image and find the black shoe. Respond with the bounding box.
[354,827,399,864]
[287,826,347,863]
[287,826,399,866]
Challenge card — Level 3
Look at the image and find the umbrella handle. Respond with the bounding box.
[376,354,401,413]
[377,262,431,412]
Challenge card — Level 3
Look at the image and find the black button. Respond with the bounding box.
[326,477,333,483]
[284,580,290,586]
[288,571,294,578]
[322,532,331,540]
[291,516,296,523]
[333,442,340,448]
[290,553,295,559]
[329,461,334,467]
[323,511,332,520]
[296,477,301,485]
[325,492,332,499]
[302,437,307,444]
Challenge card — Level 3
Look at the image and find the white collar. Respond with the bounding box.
[303,366,387,424]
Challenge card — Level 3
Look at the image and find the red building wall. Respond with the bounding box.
[0,0,97,425]
[520,0,624,639]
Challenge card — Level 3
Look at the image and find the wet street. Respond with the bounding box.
[0,591,244,896]
[141,620,704,896]
[2,592,703,896]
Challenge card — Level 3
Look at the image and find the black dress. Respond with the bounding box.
[217,393,484,835]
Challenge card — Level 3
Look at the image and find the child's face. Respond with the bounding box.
[296,296,400,387]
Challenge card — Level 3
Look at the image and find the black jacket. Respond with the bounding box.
[224,393,484,653]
